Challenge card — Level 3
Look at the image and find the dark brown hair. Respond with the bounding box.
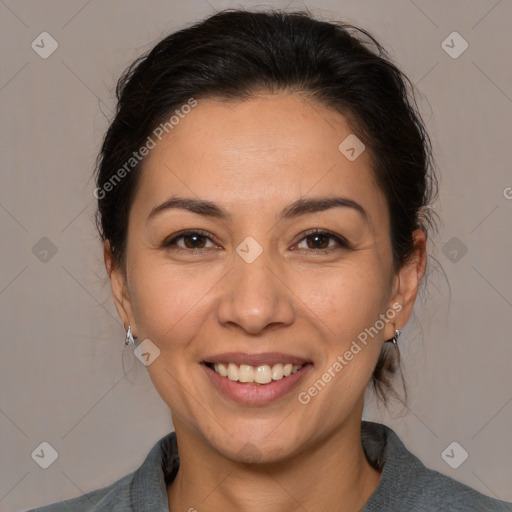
[95,8,437,405]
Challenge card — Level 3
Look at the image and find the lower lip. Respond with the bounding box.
[202,364,313,405]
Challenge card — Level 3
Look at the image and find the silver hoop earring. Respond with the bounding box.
[125,325,138,346]
[386,329,401,345]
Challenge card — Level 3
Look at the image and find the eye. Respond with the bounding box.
[294,229,349,252]
[162,230,219,251]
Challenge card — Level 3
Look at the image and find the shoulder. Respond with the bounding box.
[361,421,512,512]
[25,472,133,512]
[26,432,178,511]
[399,463,512,511]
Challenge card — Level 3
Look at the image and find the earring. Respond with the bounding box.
[125,325,138,346]
[386,329,401,345]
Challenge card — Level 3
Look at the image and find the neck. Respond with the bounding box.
[167,413,381,512]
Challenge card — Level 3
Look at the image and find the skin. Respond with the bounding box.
[106,92,427,511]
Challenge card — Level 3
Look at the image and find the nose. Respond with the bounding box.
[216,247,296,336]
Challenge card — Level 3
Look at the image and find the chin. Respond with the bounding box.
[201,419,309,465]
[223,438,299,465]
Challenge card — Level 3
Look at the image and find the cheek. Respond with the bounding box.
[128,260,224,350]
[289,261,390,340]
[292,266,388,416]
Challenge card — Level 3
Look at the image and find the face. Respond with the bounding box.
[109,92,424,463]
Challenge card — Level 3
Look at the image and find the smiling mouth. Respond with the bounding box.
[204,362,307,385]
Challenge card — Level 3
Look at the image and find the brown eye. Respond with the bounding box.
[295,229,349,251]
[163,230,217,250]
[181,233,208,249]
[304,233,330,249]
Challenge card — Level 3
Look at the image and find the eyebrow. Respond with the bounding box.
[147,196,368,223]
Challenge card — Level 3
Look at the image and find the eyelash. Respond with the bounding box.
[161,229,350,254]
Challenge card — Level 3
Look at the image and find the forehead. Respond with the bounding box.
[136,93,387,226]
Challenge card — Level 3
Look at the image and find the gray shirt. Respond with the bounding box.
[28,421,511,511]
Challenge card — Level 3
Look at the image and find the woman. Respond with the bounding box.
[30,8,511,512]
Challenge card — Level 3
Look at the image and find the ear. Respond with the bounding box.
[384,229,427,340]
[103,241,138,336]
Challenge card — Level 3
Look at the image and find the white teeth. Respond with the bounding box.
[216,363,228,377]
[254,365,272,384]
[210,362,304,384]
[238,364,254,383]
[271,363,284,380]
[227,363,238,381]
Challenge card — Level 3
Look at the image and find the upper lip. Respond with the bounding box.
[202,352,311,367]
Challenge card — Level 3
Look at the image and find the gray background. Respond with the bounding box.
[1,0,511,510]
